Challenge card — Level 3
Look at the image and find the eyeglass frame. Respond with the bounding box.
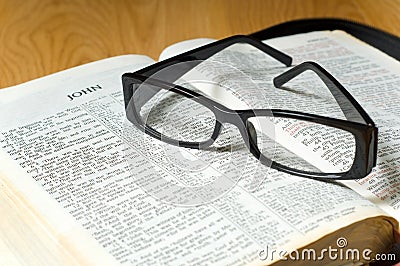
[122,35,377,181]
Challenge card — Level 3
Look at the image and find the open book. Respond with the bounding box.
[0,30,399,266]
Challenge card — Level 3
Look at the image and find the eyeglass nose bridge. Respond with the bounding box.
[213,106,246,125]
[213,107,258,150]
[213,107,273,166]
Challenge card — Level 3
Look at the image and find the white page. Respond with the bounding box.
[0,54,154,266]
[186,31,400,223]
[0,41,388,266]
[263,31,400,222]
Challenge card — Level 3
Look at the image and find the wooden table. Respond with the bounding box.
[0,0,399,89]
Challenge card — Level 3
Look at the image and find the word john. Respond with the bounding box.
[67,85,102,101]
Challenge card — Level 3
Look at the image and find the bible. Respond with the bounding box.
[0,26,399,266]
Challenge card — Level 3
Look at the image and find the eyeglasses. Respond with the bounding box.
[122,35,377,181]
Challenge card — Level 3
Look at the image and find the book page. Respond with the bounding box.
[0,38,391,266]
[263,31,400,222]
[0,54,154,266]
[169,31,400,222]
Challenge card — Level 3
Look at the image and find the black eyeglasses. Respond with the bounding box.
[122,35,377,181]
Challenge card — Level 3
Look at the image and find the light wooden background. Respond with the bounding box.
[0,0,399,88]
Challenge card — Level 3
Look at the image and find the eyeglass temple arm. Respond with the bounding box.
[199,35,293,67]
[273,61,374,125]
[124,35,293,110]
[189,35,293,66]
[136,35,292,79]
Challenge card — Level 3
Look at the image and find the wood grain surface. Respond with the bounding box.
[0,0,399,88]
